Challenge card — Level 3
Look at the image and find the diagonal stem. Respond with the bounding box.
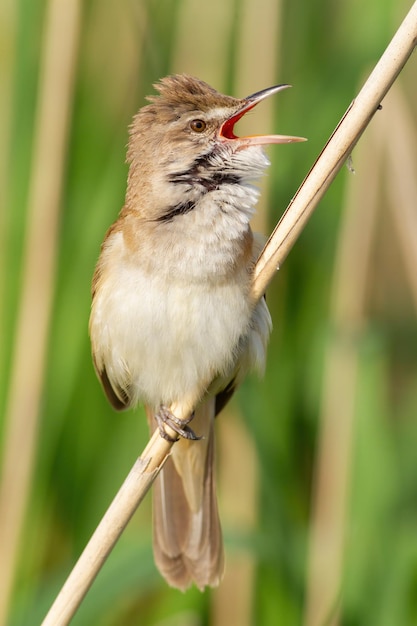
[251,0,417,301]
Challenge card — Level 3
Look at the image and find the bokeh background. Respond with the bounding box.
[1,0,417,624]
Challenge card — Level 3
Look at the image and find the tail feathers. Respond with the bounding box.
[151,400,224,590]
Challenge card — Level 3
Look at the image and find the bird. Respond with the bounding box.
[89,74,304,591]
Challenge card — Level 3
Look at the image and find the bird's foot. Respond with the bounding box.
[155,406,201,442]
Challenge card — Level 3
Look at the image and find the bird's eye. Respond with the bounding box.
[190,119,207,133]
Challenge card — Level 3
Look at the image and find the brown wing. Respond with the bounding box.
[214,378,236,417]
[93,358,131,411]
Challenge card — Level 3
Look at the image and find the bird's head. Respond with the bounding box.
[126,74,305,213]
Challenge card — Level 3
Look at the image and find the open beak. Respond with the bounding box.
[220,84,306,146]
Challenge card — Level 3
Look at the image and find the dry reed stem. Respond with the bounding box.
[213,411,259,626]
[41,425,177,626]
[251,0,417,302]
[233,0,283,234]
[0,1,80,624]
[304,83,417,626]
[385,87,417,310]
[42,3,417,625]
[303,116,384,626]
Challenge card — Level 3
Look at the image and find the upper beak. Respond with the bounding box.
[219,84,306,145]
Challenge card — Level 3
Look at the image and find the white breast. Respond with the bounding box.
[90,240,253,409]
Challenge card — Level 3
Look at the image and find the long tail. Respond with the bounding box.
[146,397,224,591]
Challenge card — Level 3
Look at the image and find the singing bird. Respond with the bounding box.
[89,74,304,590]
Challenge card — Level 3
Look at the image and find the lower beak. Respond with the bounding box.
[220,84,306,145]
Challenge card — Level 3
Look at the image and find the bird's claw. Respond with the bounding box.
[155,406,201,442]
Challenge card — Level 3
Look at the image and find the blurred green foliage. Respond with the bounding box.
[1,0,417,624]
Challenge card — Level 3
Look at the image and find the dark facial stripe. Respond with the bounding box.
[169,170,240,191]
[156,200,196,222]
[169,153,241,191]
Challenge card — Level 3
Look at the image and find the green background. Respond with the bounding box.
[1,0,417,624]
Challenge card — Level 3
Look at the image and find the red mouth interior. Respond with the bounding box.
[220,103,256,140]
